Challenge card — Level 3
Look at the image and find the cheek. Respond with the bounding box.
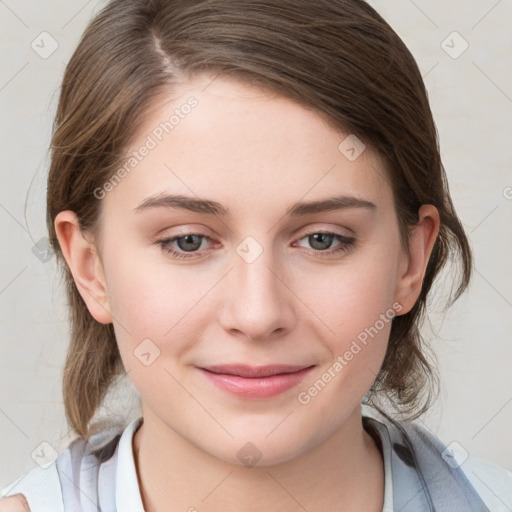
[101,245,212,365]
[294,261,399,428]
[301,248,400,344]
[294,242,402,398]
[334,270,398,345]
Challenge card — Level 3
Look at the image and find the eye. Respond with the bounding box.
[157,233,213,260]
[156,230,357,261]
[295,231,356,256]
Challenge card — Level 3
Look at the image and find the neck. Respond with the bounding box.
[132,406,384,512]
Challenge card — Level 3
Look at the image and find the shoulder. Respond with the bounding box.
[362,405,512,510]
[406,420,512,508]
[0,424,126,512]
[0,454,64,511]
[459,452,512,510]
[0,494,30,511]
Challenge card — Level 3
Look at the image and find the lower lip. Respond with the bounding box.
[198,367,314,399]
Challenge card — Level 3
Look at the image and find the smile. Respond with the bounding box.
[197,364,315,399]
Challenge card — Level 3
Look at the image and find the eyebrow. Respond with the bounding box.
[133,193,376,217]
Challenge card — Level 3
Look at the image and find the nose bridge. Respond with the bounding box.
[220,235,293,340]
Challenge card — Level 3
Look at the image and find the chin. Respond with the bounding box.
[200,423,317,469]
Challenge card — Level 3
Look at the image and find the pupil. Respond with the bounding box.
[178,234,201,252]
[310,233,332,250]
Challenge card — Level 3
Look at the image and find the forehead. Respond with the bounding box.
[102,75,392,218]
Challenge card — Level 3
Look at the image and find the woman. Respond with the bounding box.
[2,0,511,510]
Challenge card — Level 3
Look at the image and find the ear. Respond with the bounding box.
[54,211,113,324]
[393,204,440,315]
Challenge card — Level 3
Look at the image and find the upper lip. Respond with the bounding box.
[199,364,314,378]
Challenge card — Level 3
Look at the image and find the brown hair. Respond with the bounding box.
[47,0,472,439]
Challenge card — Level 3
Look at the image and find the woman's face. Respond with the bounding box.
[84,75,425,465]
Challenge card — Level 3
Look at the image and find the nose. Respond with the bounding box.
[218,240,296,341]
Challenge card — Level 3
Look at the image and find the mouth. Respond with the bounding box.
[197,364,315,399]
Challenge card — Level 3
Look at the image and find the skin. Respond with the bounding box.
[52,75,439,512]
[0,495,30,512]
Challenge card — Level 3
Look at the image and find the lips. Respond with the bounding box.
[197,364,315,399]
[201,364,312,378]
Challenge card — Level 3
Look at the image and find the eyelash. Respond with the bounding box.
[156,231,357,260]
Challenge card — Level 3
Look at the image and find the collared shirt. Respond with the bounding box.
[2,406,511,511]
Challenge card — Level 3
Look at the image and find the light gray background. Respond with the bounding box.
[1,0,511,488]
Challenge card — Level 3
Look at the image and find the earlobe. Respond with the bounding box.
[394,204,440,314]
[54,211,113,324]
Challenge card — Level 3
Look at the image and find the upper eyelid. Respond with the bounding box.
[299,228,354,238]
[160,222,354,239]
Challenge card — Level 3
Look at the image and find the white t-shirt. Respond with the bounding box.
[2,406,511,511]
